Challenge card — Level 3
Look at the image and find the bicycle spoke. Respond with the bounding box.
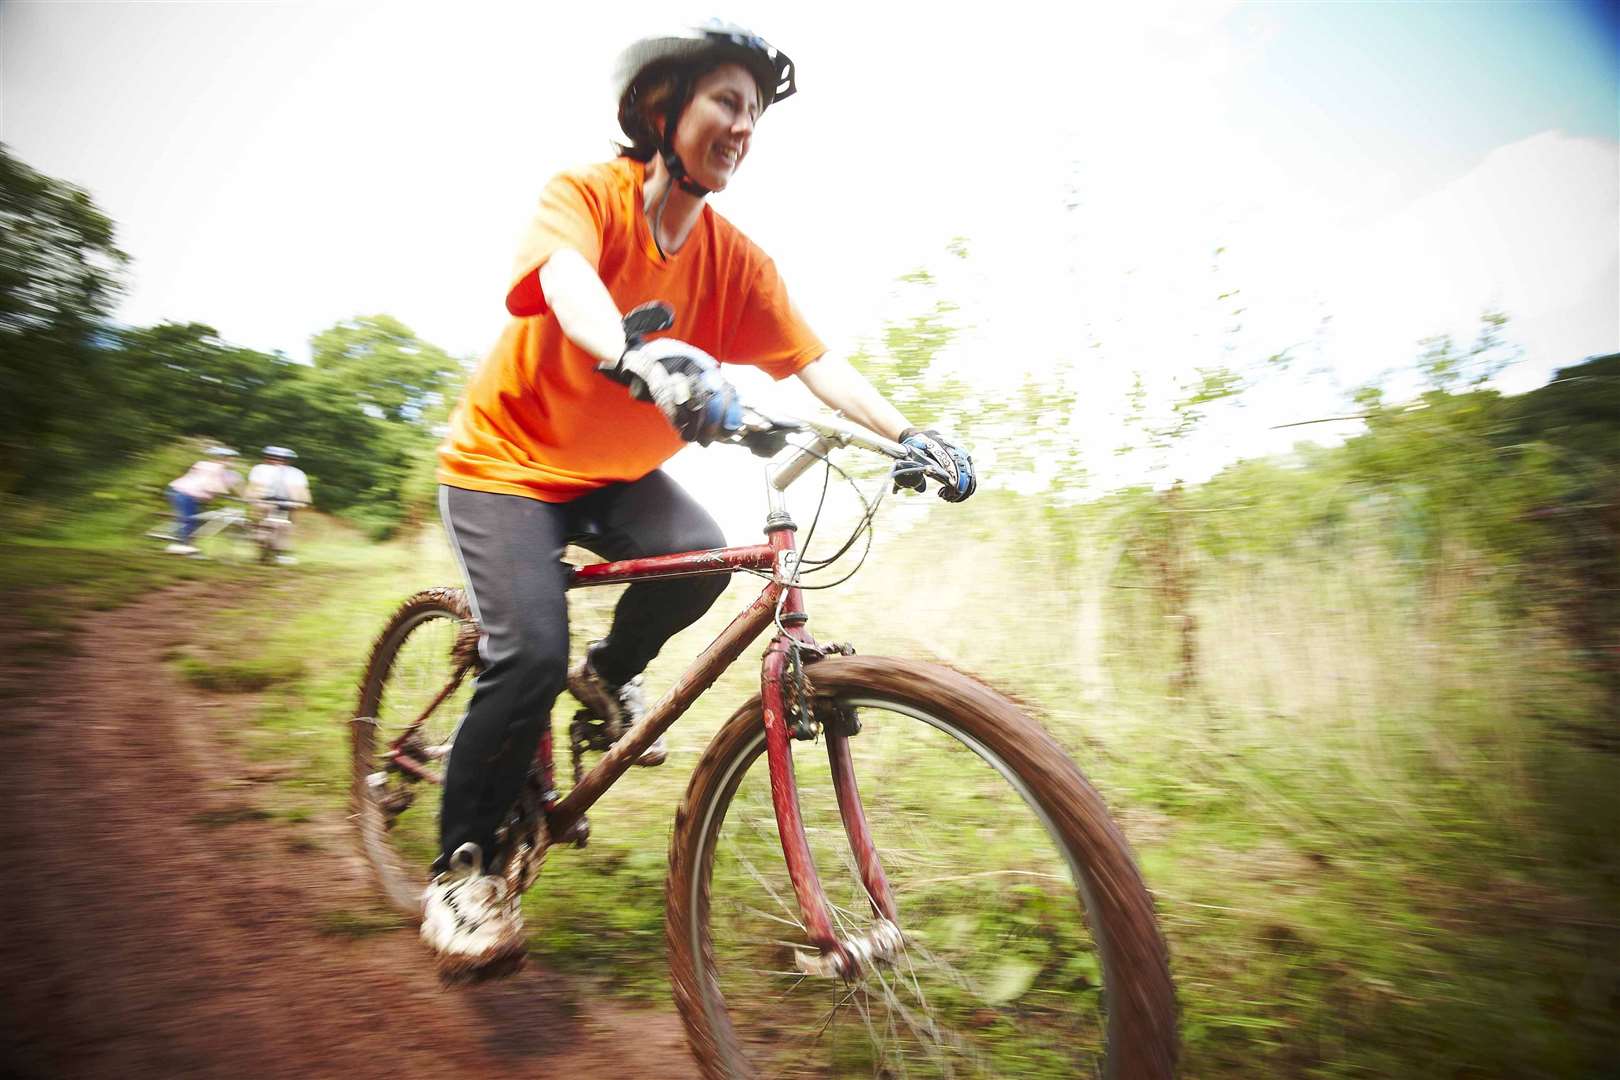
[725,836,806,931]
[351,593,478,916]
[686,684,1134,1079]
[402,665,471,742]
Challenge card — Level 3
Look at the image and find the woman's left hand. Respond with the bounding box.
[894,428,977,502]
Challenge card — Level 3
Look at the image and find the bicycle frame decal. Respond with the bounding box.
[568,544,776,587]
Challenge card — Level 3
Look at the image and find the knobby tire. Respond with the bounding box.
[666,655,1177,1080]
[350,587,478,918]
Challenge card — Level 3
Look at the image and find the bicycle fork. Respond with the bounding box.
[756,517,903,979]
[760,634,903,978]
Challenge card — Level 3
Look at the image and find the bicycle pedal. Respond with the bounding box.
[367,771,416,822]
[378,787,414,818]
[570,709,619,753]
[557,814,590,848]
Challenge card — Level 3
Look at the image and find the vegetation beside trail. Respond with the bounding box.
[2,144,457,537]
[5,142,1618,1077]
[9,354,1614,1076]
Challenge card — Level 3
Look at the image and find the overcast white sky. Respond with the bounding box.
[4,1,1617,530]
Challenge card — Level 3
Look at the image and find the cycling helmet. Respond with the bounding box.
[263,445,297,461]
[614,20,796,198]
[206,446,239,458]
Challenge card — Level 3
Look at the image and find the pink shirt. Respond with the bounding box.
[171,460,237,500]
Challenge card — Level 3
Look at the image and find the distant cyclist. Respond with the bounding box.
[164,446,241,555]
[244,446,312,565]
[422,20,977,977]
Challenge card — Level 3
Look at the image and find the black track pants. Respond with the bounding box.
[435,475,728,872]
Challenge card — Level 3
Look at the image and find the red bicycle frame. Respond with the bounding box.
[540,481,898,969]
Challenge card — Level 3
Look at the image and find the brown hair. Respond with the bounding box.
[616,58,764,162]
[616,63,688,162]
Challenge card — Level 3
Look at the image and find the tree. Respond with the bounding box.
[309,315,460,425]
[295,315,465,525]
[0,146,469,530]
[0,143,129,490]
[113,322,306,448]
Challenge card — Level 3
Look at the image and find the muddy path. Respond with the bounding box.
[0,584,699,1079]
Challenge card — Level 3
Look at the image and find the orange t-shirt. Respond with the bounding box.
[437,157,826,502]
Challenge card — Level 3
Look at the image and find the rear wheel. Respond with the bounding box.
[350,588,479,916]
[667,656,1177,1080]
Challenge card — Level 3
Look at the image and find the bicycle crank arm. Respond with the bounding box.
[793,919,904,979]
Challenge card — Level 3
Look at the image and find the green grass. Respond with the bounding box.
[0,437,361,626]
[237,500,1620,1075]
[12,473,1617,1078]
[175,652,306,692]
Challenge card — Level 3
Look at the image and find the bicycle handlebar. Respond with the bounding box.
[723,406,951,494]
[614,303,952,495]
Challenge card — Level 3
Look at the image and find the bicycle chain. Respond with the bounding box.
[495,772,550,894]
[561,711,597,847]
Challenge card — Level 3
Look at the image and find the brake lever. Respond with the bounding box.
[740,427,793,459]
[889,447,952,493]
[729,407,806,458]
[622,301,675,349]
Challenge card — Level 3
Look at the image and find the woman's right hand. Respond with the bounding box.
[600,337,743,446]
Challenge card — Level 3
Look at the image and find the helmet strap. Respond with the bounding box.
[657,74,713,200]
[649,170,674,257]
[659,147,712,198]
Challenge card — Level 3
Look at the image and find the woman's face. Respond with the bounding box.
[672,62,761,192]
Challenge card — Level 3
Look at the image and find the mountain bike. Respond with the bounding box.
[350,410,1178,1079]
[148,496,296,564]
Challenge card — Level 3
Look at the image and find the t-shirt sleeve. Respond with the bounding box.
[505,170,608,318]
[725,253,826,381]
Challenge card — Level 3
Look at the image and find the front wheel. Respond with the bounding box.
[667,656,1177,1080]
[190,508,255,563]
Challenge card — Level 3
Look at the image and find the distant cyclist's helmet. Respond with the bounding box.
[206,446,239,458]
[613,20,796,195]
[263,445,297,461]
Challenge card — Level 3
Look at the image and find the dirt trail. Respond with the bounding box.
[0,584,699,1079]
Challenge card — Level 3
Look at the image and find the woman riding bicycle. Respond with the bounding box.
[423,19,976,977]
[163,445,241,555]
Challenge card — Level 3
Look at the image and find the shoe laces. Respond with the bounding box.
[443,869,512,923]
[439,843,509,915]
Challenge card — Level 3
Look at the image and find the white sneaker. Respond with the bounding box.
[165,543,199,556]
[274,554,298,565]
[420,843,526,980]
